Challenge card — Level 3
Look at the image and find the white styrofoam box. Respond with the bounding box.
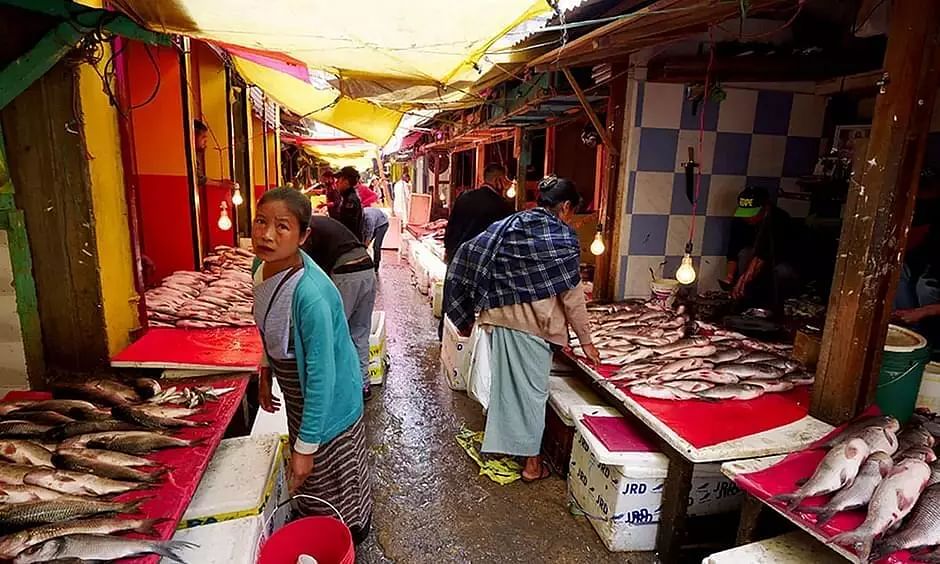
[432,279,444,319]
[251,380,288,438]
[441,315,470,390]
[916,361,940,413]
[399,231,415,260]
[548,376,607,427]
[568,407,743,552]
[180,433,289,536]
[368,311,388,385]
[703,531,845,564]
[164,516,263,564]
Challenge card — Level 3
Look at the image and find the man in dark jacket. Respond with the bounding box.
[335,166,365,241]
[443,163,514,262]
[440,163,514,338]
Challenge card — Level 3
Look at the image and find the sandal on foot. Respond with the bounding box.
[521,461,551,483]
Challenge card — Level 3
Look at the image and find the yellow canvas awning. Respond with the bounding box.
[231,55,402,145]
[83,0,550,94]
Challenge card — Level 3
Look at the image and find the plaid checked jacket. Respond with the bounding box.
[444,208,581,333]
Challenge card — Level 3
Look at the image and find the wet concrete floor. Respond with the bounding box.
[357,254,654,564]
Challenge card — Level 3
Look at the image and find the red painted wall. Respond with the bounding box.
[125,41,195,282]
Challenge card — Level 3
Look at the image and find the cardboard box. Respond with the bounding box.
[369,311,389,385]
[164,515,264,564]
[180,433,289,536]
[568,407,742,552]
[441,315,469,390]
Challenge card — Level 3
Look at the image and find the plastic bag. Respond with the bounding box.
[467,325,492,410]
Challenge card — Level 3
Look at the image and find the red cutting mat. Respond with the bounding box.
[733,407,914,564]
[111,327,262,370]
[568,352,811,449]
[2,374,249,564]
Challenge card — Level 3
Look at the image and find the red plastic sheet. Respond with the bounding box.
[568,352,811,449]
[3,375,249,564]
[733,407,914,564]
[581,415,658,453]
[111,328,262,370]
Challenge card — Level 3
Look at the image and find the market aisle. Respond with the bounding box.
[357,253,652,564]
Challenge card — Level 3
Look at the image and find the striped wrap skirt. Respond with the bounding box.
[270,357,373,531]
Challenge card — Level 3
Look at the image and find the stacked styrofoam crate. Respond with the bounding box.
[440,315,469,390]
[568,407,743,552]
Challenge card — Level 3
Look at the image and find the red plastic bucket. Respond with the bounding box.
[258,515,354,564]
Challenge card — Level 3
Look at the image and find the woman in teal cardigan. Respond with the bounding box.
[252,187,372,542]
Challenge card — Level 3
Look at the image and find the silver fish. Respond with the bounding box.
[831,458,931,561]
[659,358,713,374]
[628,384,699,401]
[0,498,144,531]
[0,421,52,439]
[662,380,715,393]
[785,371,815,386]
[13,533,197,564]
[61,431,199,454]
[0,517,162,559]
[24,469,148,496]
[652,338,711,356]
[851,425,899,456]
[872,484,940,559]
[896,445,938,463]
[659,344,718,360]
[824,415,899,448]
[111,405,205,429]
[695,383,765,401]
[0,484,86,504]
[717,363,784,381]
[738,352,780,364]
[799,451,894,526]
[897,426,936,454]
[710,348,746,364]
[55,448,153,468]
[0,463,39,485]
[773,437,871,510]
[653,369,739,385]
[51,453,163,483]
[0,441,52,468]
[749,380,795,393]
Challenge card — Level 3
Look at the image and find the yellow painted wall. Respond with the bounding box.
[195,43,230,182]
[78,47,139,355]
[252,114,266,188]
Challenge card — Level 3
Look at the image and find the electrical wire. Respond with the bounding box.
[687,40,717,247]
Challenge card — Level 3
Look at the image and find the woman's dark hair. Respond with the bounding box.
[258,187,312,232]
[537,176,581,209]
[338,166,360,186]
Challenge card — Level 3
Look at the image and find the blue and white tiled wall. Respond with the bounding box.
[616,79,829,298]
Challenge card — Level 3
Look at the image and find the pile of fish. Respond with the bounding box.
[146,246,255,329]
[416,219,448,244]
[570,300,812,401]
[0,377,233,562]
[771,412,940,562]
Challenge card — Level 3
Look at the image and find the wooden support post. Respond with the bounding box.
[562,67,619,156]
[474,142,486,187]
[593,67,628,301]
[179,39,204,266]
[544,125,556,177]
[656,453,694,563]
[735,496,765,545]
[811,0,940,423]
[513,127,529,211]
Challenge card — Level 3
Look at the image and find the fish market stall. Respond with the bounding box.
[722,411,940,564]
[0,374,248,563]
[111,328,261,372]
[563,300,833,561]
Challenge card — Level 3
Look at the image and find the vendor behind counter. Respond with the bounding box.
[722,185,805,311]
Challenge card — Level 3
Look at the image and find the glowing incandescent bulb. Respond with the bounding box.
[506,180,517,199]
[590,224,606,256]
[217,202,233,231]
[231,183,244,206]
[676,253,696,284]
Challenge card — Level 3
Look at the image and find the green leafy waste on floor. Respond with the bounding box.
[455,426,522,485]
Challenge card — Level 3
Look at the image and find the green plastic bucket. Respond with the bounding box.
[876,324,930,423]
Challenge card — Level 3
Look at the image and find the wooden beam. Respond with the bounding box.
[811,0,940,424]
[592,65,628,301]
[514,127,529,211]
[562,68,619,156]
[474,142,486,187]
[0,21,83,110]
[815,70,883,96]
[0,0,171,45]
[544,125,556,177]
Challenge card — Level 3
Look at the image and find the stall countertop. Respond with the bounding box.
[112,327,261,371]
[568,355,834,463]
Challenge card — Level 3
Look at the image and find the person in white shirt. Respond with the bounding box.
[393,172,412,222]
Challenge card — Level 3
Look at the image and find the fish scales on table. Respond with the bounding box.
[0,517,162,559]
[13,534,197,564]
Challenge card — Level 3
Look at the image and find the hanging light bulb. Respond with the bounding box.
[217,201,233,231]
[590,224,606,256]
[231,182,244,206]
[506,179,517,199]
[676,242,697,284]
